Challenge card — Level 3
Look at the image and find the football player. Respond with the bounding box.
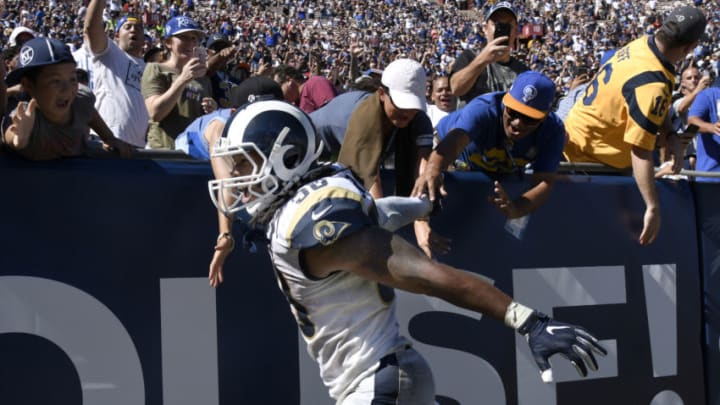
[208,100,607,404]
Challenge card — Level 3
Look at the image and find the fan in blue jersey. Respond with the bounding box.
[413,71,565,257]
[207,100,607,404]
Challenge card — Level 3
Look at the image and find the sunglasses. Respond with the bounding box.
[505,107,543,126]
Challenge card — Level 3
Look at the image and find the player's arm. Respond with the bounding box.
[304,226,510,311]
[302,226,607,382]
[631,145,660,246]
[84,0,109,54]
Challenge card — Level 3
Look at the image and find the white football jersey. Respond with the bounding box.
[267,168,409,400]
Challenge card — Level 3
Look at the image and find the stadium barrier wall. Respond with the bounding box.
[0,155,714,405]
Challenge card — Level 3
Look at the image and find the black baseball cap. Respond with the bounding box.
[230,76,284,107]
[206,33,231,52]
[486,1,517,21]
[659,6,707,44]
[6,37,75,86]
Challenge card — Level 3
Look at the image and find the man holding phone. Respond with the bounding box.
[449,2,528,107]
[667,64,712,170]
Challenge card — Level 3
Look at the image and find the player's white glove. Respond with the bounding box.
[506,302,607,383]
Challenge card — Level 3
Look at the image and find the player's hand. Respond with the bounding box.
[519,311,607,383]
[209,234,234,288]
[7,99,37,149]
[639,206,660,246]
[488,181,522,218]
[413,219,451,258]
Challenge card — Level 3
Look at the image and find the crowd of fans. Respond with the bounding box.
[3,0,720,172]
[2,0,720,99]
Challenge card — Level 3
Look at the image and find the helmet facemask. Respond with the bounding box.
[208,101,323,220]
[208,138,280,217]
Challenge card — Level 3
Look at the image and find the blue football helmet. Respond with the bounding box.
[208,100,323,218]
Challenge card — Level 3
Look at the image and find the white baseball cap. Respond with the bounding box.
[381,58,427,111]
[9,26,35,47]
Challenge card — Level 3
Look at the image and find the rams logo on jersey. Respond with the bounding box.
[313,220,350,245]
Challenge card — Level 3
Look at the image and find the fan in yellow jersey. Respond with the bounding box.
[563,5,706,246]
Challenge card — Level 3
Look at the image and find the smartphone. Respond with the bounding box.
[494,22,512,44]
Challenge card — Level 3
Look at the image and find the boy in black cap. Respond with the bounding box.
[449,1,528,106]
[3,38,134,160]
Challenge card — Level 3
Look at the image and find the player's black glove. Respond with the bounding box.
[518,310,607,383]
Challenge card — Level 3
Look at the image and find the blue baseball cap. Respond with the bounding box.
[502,71,556,119]
[6,37,75,86]
[115,15,141,33]
[486,1,517,21]
[164,16,205,39]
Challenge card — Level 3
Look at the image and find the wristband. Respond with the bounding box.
[504,301,535,330]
